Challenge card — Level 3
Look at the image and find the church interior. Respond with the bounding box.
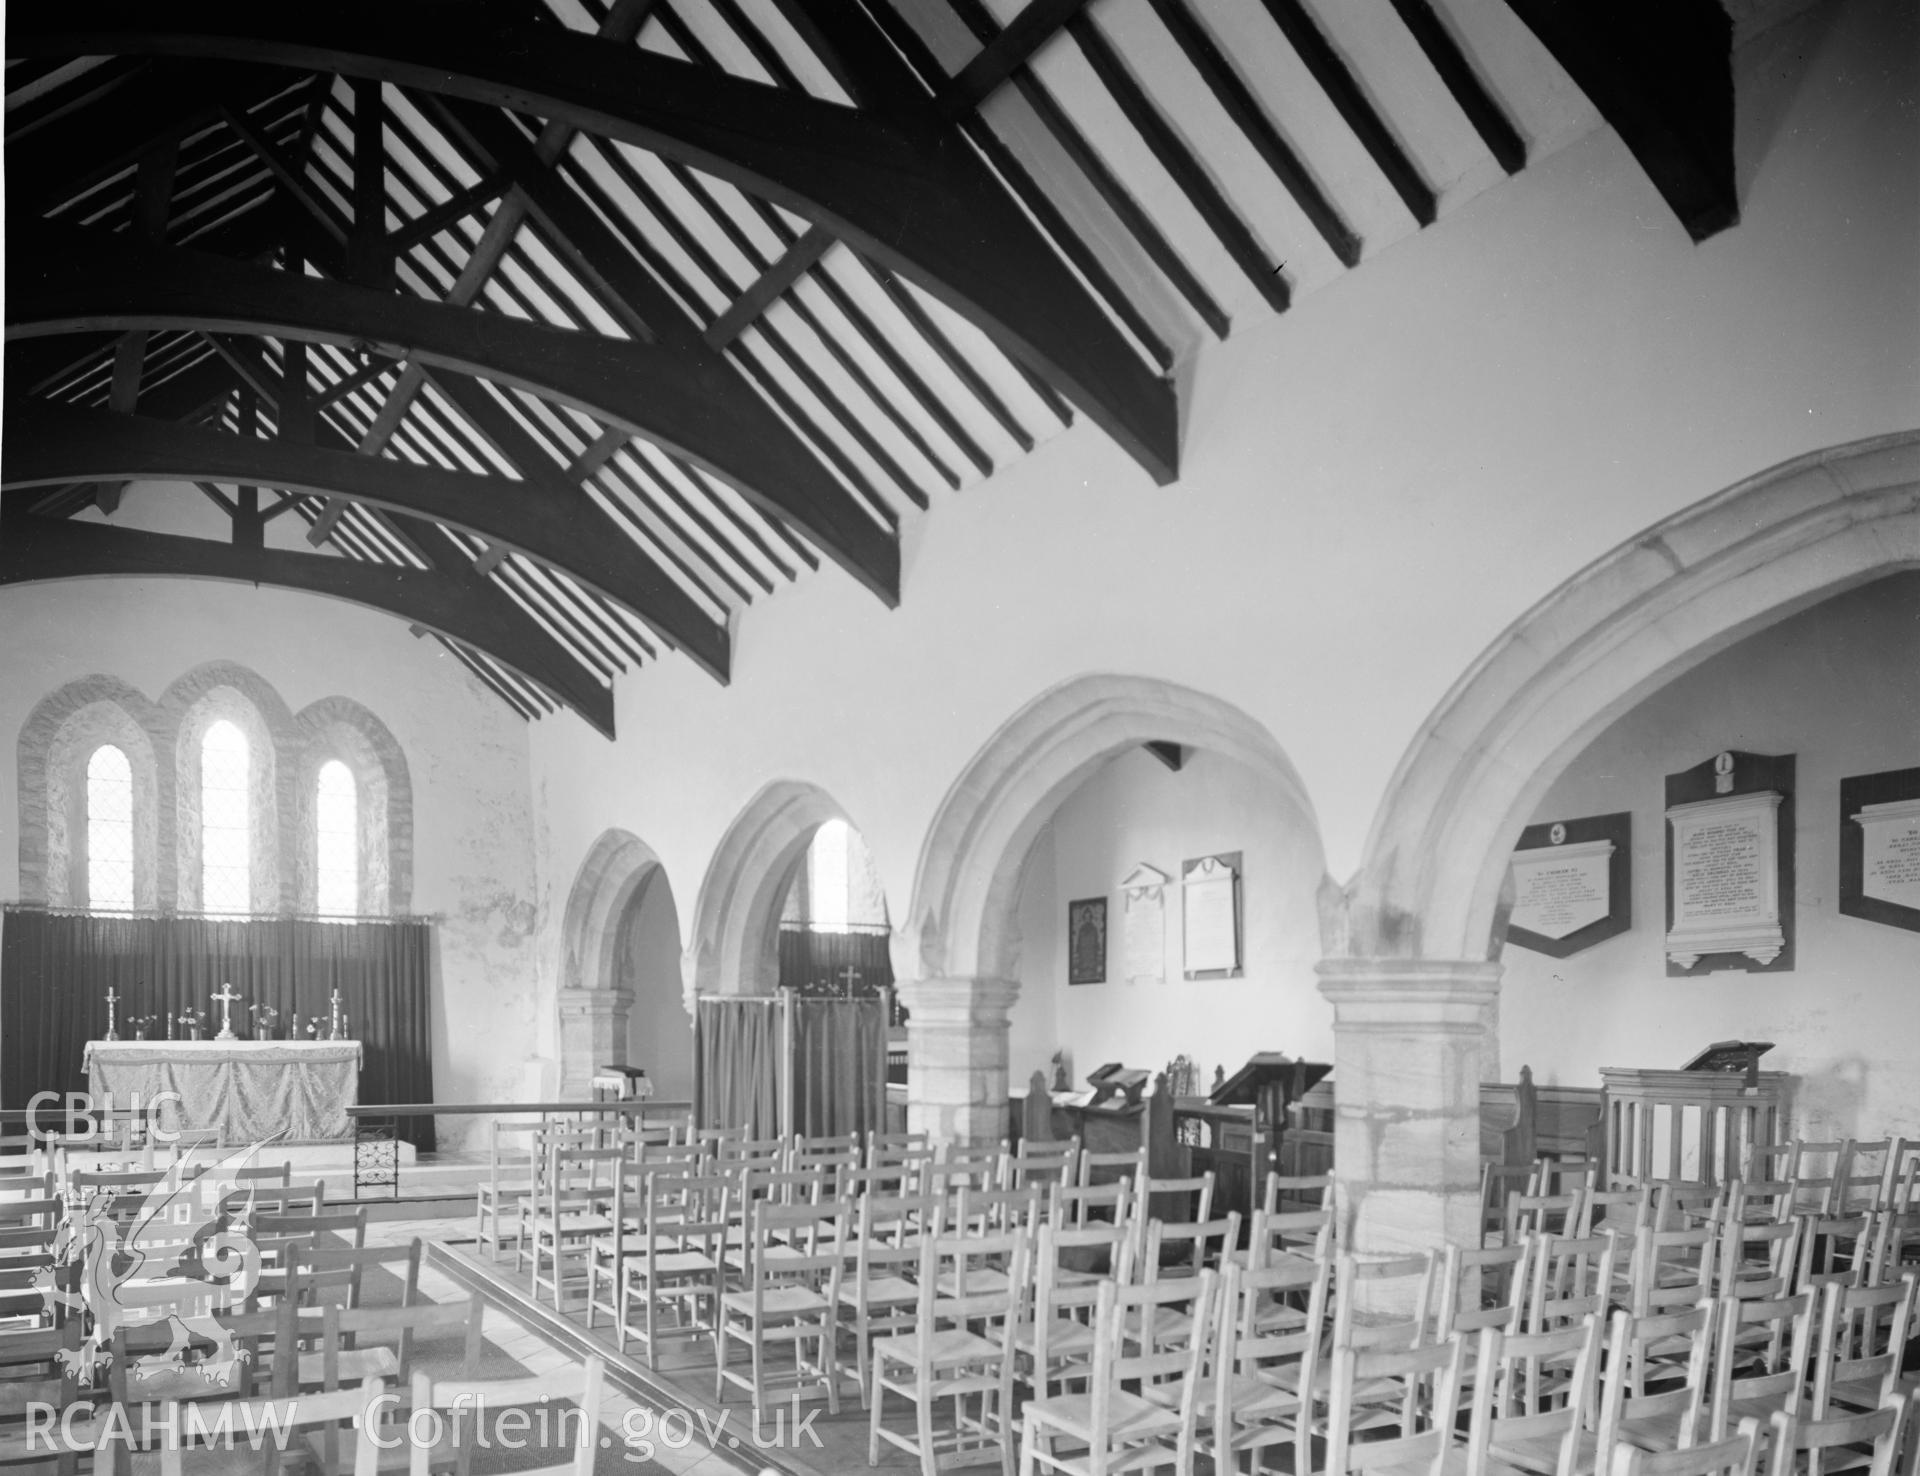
[2,0,1917,1472]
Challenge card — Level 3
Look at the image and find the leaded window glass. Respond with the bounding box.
[86,745,134,911]
[316,761,357,916]
[201,721,250,914]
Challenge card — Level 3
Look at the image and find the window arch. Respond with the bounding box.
[85,745,135,911]
[316,761,358,916]
[17,680,164,910]
[200,720,251,914]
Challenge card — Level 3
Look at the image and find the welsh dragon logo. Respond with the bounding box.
[35,1137,279,1388]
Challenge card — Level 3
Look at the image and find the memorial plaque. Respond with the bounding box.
[1119,862,1170,985]
[1665,791,1785,970]
[1856,799,1920,911]
[1840,766,1920,934]
[1505,812,1631,958]
[1182,853,1241,978]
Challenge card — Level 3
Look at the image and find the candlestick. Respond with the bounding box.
[104,987,120,1042]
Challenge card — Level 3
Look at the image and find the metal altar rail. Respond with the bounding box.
[343,1099,694,1198]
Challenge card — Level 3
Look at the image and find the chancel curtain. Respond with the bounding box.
[693,997,778,1138]
[776,926,892,998]
[791,996,886,1142]
[0,907,436,1149]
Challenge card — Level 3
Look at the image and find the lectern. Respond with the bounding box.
[1602,1040,1790,1189]
[1206,1053,1332,1216]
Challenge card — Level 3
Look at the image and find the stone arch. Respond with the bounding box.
[683,782,856,1009]
[16,675,168,908]
[1352,430,1920,967]
[292,696,414,915]
[163,662,302,915]
[903,673,1325,986]
[557,828,669,1099]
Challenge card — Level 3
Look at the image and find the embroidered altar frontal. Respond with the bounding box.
[83,1039,361,1142]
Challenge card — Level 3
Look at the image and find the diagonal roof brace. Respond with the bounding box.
[0,394,731,683]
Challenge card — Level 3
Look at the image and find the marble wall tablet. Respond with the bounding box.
[1664,751,1796,976]
[1505,811,1631,958]
[1840,765,1920,934]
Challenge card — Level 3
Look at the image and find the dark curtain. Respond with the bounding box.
[792,996,886,1142]
[0,907,436,1149]
[777,926,892,998]
[693,997,778,1138]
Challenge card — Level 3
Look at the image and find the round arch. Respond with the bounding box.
[682,781,854,1009]
[902,672,1325,986]
[1353,430,1920,965]
[557,828,672,1097]
[293,695,414,915]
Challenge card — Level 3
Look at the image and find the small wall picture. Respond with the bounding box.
[1068,897,1108,985]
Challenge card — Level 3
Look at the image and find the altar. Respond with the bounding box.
[83,1039,361,1144]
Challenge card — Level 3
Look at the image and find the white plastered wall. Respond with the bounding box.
[0,566,544,1145]
[1500,573,1920,1141]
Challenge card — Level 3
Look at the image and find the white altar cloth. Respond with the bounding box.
[84,1039,362,1143]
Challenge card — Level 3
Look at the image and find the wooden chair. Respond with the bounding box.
[98,1375,390,1476]
[1791,1141,1849,1217]
[1197,1252,1328,1476]
[1468,1312,1607,1476]
[609,1170,730,1369]
[1015,1220,1130,1402]
[838,1191,939,1408]
[1019,1270,1217,1476]
[1485,1162,1543,1246]
[1508,1186,1589,1246]
[1000,1138,1080,1194]
[1809,1272,1917,1417]
[1323,1330,1470,1476]
[527,1143,621,1309]
[473,1119,539,1262]
[1769,1394,1913,1476]
[1606,1417,1766,1476]
[872,1227,1029,1476]
[1719,1215,1804,1303]
[405,1356,605,1476]
[1596,1302,1717,1457]
[1708,1289,1815,1438]
[297,1299,485,1475]
[290,1239,421,1315]
[1433,1239,1531,1340]
[1077,1146,1148,1193]
[715,1201,848,1423]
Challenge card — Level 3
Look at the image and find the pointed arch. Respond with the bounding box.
[903,673,1324,984]
[1353,431,1920,964]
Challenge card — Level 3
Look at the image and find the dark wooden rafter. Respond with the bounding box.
[1064,11,1290,314]
[937,0,1090,114]
[1501,0,1735,242]
[1140,0,1361,268]
[935,0,1229,343]
[8,2,1179,484]
[1386,0,1526,175]
[1,394,730,682]
[703,226,833,350]
[0,497,614,737]
[1256,0,1437,227]
[7,220,900,603]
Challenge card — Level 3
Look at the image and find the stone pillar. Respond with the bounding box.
[898,976,1018,1150]
[557,989,632,1101]
[1316,958,1501,1259]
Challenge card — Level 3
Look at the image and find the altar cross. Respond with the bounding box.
[211,984,241,1040]
[836,966,862,998]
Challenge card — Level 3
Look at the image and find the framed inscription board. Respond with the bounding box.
[1068,897,1107,985]
[1505,811,1631,958]
[1664,750,1795,976]
[1839,765,1920,934]
[1182,852,1242,979]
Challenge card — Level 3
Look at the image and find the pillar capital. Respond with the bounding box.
[896,975,1020,1019]
[1317,958,1501,1028]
